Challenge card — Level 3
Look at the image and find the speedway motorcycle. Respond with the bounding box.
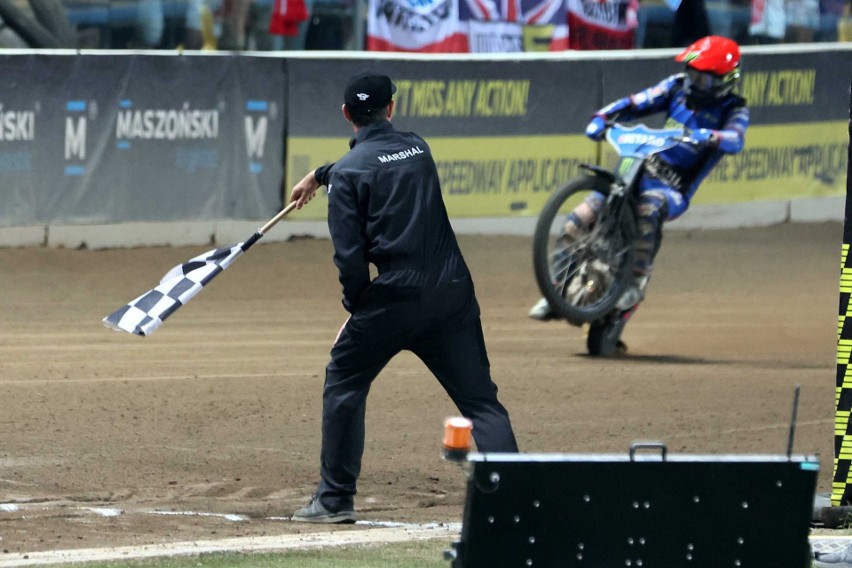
[532,122,697,356]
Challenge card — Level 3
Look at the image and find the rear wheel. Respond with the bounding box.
[532,174,635,326]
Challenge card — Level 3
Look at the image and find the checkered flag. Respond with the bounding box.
[103,203,296,337]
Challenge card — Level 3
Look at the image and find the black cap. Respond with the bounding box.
[344,73,397,111]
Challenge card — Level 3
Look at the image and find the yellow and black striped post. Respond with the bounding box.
[832,77,852,507]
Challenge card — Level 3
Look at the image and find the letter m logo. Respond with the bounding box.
[65,117,86,160]
[245,116,268,159]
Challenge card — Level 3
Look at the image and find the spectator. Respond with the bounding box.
[816,0,851,40]
[249,1,283,49]
[183,0,223,49]
[132,0,222,50]
[748,0,785,43]
[842,1,852,40]
[218,0,252,49]
[211,0,278,50]
[785,0,820,41]
[673,0,712,46]
[269,0,312,49]
[135,0,164,48]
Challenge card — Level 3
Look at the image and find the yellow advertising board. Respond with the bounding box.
[287,121,848,220]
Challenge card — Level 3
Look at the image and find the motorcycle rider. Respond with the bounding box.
[529,35,750,338]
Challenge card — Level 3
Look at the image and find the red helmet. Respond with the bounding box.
[675,36,741,103]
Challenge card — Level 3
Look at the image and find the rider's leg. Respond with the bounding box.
[563,192,604,239]
[530,192,606,321]
[616,183,686,310]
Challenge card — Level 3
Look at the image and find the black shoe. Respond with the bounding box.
[292,495,356,524]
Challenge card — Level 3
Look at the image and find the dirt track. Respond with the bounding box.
[0,222,841,554]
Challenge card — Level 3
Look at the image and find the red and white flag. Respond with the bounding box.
[566,0,638,50]
[368,0,467,52]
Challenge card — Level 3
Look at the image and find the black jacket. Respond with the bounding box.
[318,121,470,313]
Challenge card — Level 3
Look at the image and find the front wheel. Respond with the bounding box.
[532,174,635,325]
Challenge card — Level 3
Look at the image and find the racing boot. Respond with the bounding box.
[530,212,594,322]
[587,306,635,357]
[529,298,557,321]
[616,274,649,311]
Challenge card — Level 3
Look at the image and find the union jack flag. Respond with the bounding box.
[460,0,568,50]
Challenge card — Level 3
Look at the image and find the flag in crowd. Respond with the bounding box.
[367,0,638,52]
[567,0,639,50]
[368,0,468,51]
[103,233,261,336]
[461,0,569,51]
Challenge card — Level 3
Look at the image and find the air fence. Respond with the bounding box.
[0,45,848,250]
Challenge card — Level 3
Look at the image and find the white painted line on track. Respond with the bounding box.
[0,372,307,386]
[0,524,460,567]
[149,510,250,522]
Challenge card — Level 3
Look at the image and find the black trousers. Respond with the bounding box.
[315,278,519,512]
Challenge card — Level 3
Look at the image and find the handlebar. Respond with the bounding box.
[602,120,710,147]
[670,134,704,147]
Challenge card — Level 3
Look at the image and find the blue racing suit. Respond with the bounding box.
[590,73,749,275]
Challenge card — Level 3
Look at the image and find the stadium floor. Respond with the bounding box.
[0,222,842,553]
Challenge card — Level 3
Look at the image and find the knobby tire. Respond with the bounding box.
[532,174,635,326]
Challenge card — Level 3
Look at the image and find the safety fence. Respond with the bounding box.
[0,45,849,229]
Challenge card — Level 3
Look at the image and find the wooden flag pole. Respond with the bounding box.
[259,201,298,235]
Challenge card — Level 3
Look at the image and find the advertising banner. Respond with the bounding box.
[0,49,848,228]
[0,53,82,226]
[0,53,285,227]
[599,49,851,205]
[286,50,850,219]
[286,56,600,219]
[711,50,850,203]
